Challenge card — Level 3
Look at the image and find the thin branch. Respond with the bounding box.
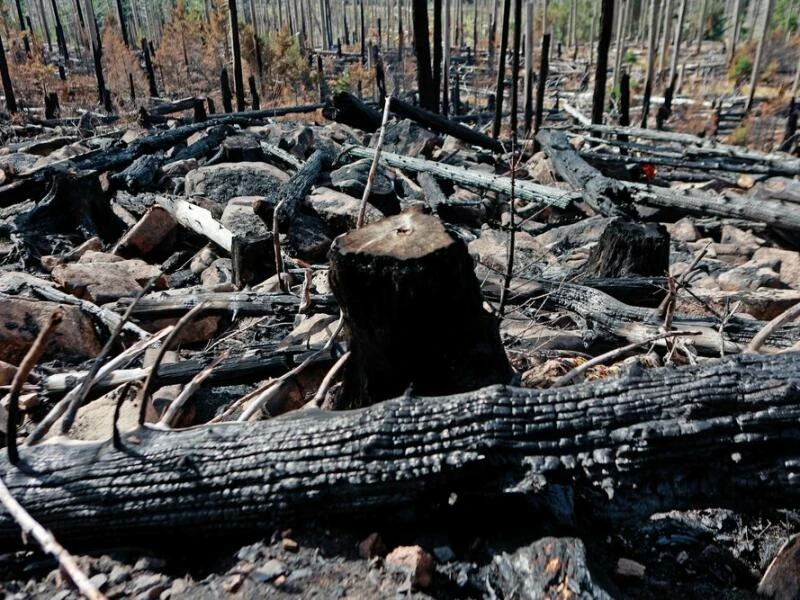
[746,302,800,354]
[356,95,392,228]
[156,350,229,428]
[112,382,136,450]
[0,476,106,599]
[307,350,351,409]
[273,198,287,292]
[137,303,208,426]
[238,311,344,421]
[59,274,161,436]
[26,327,173,447]
[499,138,518,316]
[551,330,702,388]
[4,310,63,465]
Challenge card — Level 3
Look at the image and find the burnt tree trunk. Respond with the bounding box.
[0,32,17,114]
[142,38,159,98]
[492,0,511,139]
[581,218,670,278]
[329,211,512,409]
[532,33,550,152]
[411,0,437,111]
[535,129,635,218]
[221,67,233,113]
[591,0,614,124]
[433,0,442,111]
[228,0,246,112]
[1,353,799,549]
[640,0,659,128]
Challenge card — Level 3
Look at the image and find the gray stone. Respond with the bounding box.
[251,559,287,582]
[306,186,382,233]
[184,162,289,207]
[221,196,271,237]
[201,258,234,287]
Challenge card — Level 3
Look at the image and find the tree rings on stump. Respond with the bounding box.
[329,211,512,409]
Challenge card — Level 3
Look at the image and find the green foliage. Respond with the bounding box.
[333,69,351,94]
[706,3,726,41]
[729,123,749,146]
[729,55,752,81]
[623,50,637,65]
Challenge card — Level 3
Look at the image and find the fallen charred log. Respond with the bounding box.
[1,352,799,548]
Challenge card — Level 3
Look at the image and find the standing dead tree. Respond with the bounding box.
[592,0,614,125]
[411,0,437,111]
[0,32,17,114]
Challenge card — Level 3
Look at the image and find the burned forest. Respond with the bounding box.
[1,0,800,598]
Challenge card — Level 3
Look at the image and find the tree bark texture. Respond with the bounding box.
[1,353,799,548]
[329,211,512,408]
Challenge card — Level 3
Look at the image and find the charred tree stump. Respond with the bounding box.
[221,67,233,113]
[535,129,635,218]
[580,218,670,278]
[248,75,260,110]
[329,211,512,409]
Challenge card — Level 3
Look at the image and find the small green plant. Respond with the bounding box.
[623,49,637,65]
[333,69,351,94]
[729,123,749,146]
[729,55,752,81]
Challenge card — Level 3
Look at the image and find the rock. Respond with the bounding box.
[717,260,783,292]
[162,158,198,177]
[184,162,290,206]
[113,206,177,257]
[0,360,17,386]
[131,573,169,596]
[88,573,109,591]
[286,217,333,263]
[252,559,287,583]
[52,254,167,303]
[190,247,219,274]
[279,314,339,350]
[385,546,434,589]
[108,565,132,585]
[281,538,299,553]
[432,546,455,563]
[222,134,264,162]
[720,224,763,252]
[236,542,265,563]
[535,216,615,252]
[0,271,57,294]
[678,289,800,321]
[200,258,234,287]
[221,196,271,237]
[358,533,387,559]
[616,558,646,580]
[0,298,102,364]
[58,387,142,441]
[306,186,382,233]
[134,556,167,572]
[329,159,399,214]
[665,217,701,243]
[527,152,557,186]
[753,247,800,288]
[469,228,551,273]
[283,126,315,159]
[373,119,438,157]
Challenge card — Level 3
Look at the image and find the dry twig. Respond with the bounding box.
[746,302,800,354]
[137,303,208,425]
[356,96,392,228]
[0,476,106,600]
[156,350,230,428]
[4,310,63,464]
[551,330,701,388]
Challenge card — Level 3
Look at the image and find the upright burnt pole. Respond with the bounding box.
[591,0,614,124]
[228,0,246,112]
[492,0,511,139]
[411,0,437,111]
[0,32,17,114]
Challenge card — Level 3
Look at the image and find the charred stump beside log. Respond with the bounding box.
[581,218,670,278]
[329,211,512,409]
